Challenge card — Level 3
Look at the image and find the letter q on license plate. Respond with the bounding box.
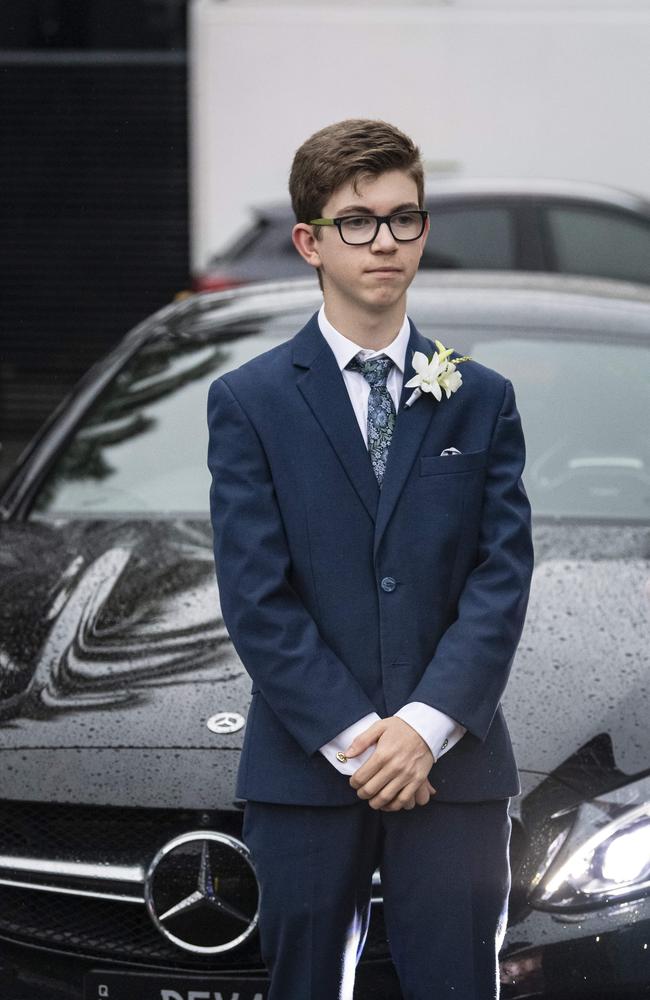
[84,970,269,1000]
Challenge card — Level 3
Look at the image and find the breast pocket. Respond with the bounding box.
[419,449,488,477]
[417,449,489,529]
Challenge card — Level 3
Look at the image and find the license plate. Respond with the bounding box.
[84,969,269,1000]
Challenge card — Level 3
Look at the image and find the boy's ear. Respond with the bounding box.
[292,223,322,269]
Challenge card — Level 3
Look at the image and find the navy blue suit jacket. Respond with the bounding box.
[206,310,534,805]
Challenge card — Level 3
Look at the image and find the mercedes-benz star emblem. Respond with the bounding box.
[207,711,246,734]
[145,831,259,953]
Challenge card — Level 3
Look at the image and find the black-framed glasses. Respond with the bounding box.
[308,210,429,246]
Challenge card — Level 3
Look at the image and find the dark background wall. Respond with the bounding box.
[0,0,189,490]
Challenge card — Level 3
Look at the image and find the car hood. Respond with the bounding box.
[0,518,249,741]
[503,521,649,780]
[0,517,648,806]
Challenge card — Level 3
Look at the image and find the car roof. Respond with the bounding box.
[430,177,650,212]
[254,179,650,221]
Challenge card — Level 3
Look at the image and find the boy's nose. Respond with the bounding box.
[371,220,398,247]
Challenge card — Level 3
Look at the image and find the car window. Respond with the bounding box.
[28,308,649,522]
[239,218,296,259]
[465,335,649,522]
[421,206,516,269]
[29,313,306,519]
[214,218,266,262]
[546,206,650,284]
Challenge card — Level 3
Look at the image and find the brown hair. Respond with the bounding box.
[289,118,425,291]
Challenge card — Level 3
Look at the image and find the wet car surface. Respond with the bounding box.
[1,272,649,999]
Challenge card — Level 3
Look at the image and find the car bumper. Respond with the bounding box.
[500,894,650,998]
[2,911,649,1000]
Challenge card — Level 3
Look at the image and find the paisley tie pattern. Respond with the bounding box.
[345,354,396,487]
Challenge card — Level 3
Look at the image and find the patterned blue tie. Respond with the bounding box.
[345,354,396,487]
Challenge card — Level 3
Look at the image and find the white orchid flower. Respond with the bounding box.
[404,339,470,408]
[438,364,463,399]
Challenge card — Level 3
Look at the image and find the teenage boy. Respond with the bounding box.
[207,117,534,999]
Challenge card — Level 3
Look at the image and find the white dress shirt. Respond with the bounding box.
[316,304,467,777]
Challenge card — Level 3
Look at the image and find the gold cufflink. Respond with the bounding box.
[336,751,348,762]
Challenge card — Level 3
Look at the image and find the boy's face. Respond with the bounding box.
[292,169,429,315]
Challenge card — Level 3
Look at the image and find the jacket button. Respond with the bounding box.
[380,576,396,592]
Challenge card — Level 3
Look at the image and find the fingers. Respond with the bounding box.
[354,762,432,804]
[344,720,387,759]
[380,795,416,812]
[352,750,427,799]
[368,776,420,811]
[414,782,430,807]
[350,724,438,809]
[380,778,437,812]
[349,750,387,790]
[349,719,433,791]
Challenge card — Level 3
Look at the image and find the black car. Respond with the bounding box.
[0,271,649,1000]
[193,178,650,293]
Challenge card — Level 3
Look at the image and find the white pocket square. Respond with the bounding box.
[440,447,462,456]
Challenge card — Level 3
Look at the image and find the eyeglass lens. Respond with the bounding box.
[340,212,425,244]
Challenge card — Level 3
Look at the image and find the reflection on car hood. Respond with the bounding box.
[0,517,648,798]
[0,519,249,748]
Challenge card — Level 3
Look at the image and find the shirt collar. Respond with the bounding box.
[317,303,410,375]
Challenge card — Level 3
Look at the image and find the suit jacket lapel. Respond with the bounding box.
[372,319,440,561]
[292,310,452,559]
[293,312,380,524]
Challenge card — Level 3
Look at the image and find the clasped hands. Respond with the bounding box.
[345,717,437,812]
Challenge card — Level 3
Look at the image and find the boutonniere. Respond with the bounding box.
[404,339,473,408]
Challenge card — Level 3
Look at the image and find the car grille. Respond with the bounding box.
[1,884,247,968]
[0,800,526,968]
[0,801,264,969]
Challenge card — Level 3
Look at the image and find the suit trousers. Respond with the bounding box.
[242,796,512,1000]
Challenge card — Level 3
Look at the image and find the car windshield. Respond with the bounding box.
[28,303,650,522]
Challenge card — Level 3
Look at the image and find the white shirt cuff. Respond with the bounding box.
[319,711,381,775]
[395,702,467,762]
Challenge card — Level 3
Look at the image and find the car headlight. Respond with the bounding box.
[529,773,650,912]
